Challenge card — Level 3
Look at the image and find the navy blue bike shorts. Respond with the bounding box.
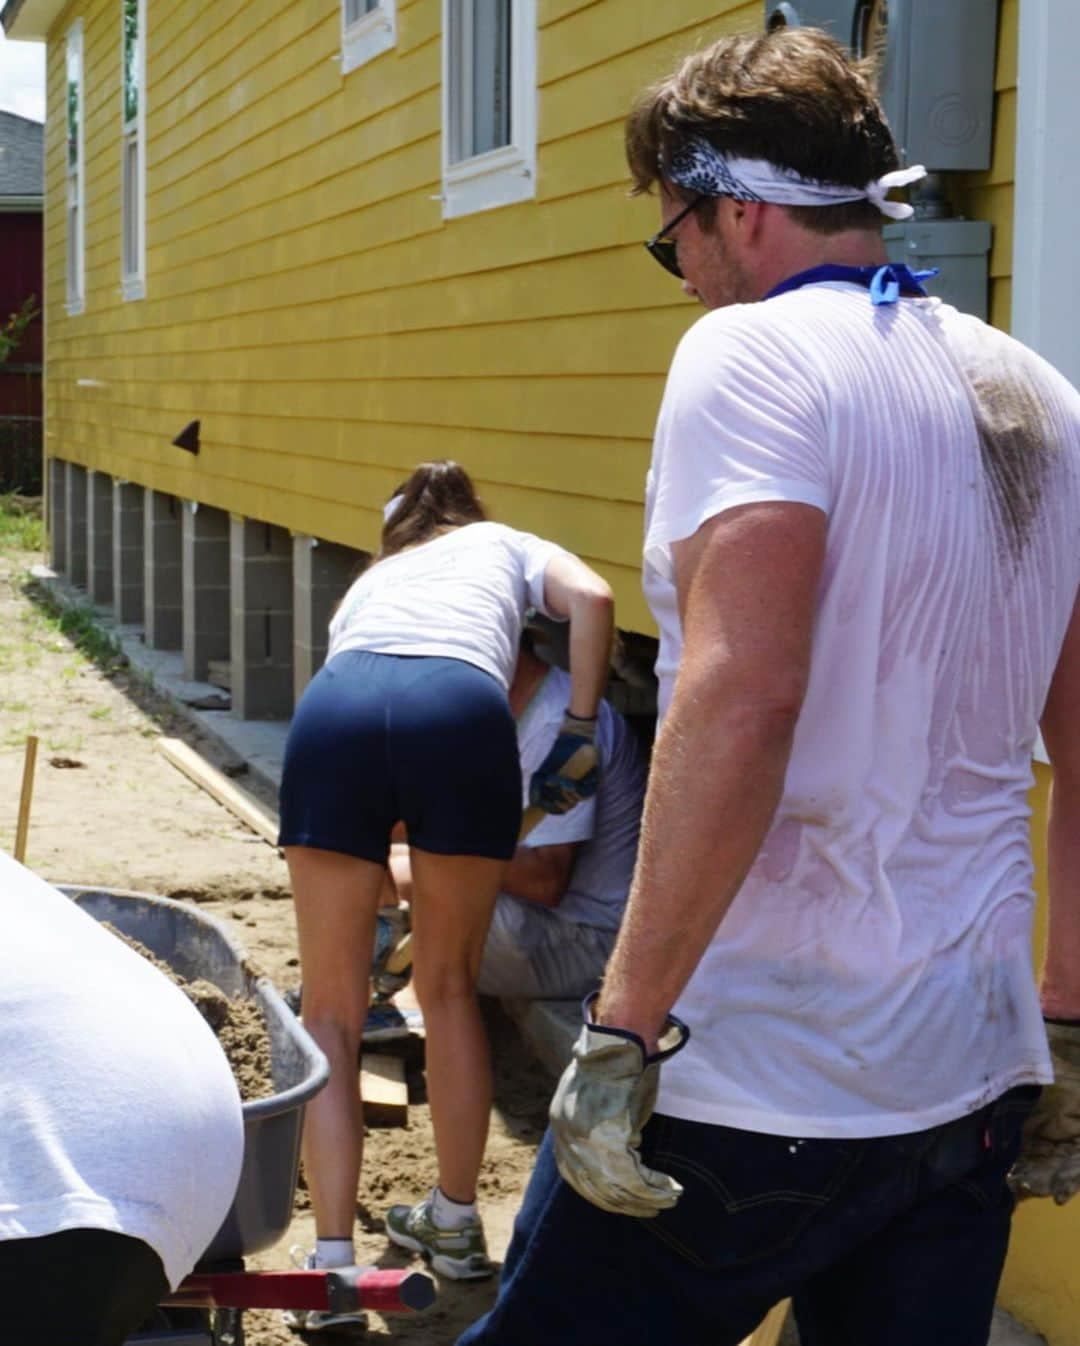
[278,650,522,864]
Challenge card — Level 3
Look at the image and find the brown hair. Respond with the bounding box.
[379,460,486,560]
[625,28,900,235]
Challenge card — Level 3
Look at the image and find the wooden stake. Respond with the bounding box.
[14,734,38,864]
[156,737,278,847]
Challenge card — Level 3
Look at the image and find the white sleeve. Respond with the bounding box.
[645,310,830,584]
[515,531,572,618]
[523,795,597,849]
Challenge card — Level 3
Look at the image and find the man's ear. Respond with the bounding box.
[728,198,767,240]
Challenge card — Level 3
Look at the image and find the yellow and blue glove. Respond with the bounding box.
[529,712,600,815]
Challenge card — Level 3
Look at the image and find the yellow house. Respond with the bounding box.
[2,0,1076,1337]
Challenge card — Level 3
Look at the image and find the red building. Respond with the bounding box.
[0,109,43,492]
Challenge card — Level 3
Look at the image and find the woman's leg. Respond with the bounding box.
[408,848,507,1204]
[286,844,386,1239]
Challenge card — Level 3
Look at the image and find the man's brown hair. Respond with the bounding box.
[626,28,900,235]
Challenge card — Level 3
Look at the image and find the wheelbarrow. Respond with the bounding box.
[60,887,435,1346]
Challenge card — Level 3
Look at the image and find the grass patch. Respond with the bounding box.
[0,493,44,552]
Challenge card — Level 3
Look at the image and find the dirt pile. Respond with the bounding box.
[104,923,275,1101]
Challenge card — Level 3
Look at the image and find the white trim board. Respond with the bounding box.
[1012,0,1080,387]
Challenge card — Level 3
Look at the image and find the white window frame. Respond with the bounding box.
[441,0,536,220]
[65,21,86,316]
[121,0,147,301]
[341,0,397,75]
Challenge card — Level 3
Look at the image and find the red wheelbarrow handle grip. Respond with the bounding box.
[168,1266,436,1313]
[334,1267,437,1314]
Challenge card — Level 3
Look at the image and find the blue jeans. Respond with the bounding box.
[458,1086,1038,1346]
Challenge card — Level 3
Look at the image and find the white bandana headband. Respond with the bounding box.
[664,136,927,222]
[382,493,405,523]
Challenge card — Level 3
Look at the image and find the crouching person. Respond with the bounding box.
[476,632,646,1000]
[0,850,244,1346]
[385,632,647,1004]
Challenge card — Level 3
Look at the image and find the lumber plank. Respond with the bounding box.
[156,736,278,847]
[738,1300,790,1346]
[361,1053,408,1127]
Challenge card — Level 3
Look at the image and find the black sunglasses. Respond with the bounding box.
[644,195,703,279]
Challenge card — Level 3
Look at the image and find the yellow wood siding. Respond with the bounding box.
[44,0,763,635]
[952,0,1016,333]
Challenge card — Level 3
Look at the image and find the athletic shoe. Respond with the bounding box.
[361,999,409,1044]
[281,1247,368,1335]
[385,1196,493,1281]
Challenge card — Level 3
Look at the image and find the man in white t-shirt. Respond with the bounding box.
[382,635,646,1002]
[461,27,1080,1346]
[0,851,244,1346]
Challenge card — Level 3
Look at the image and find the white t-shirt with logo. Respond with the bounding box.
[327,521,568,689]
[0,851,244,1288]
[515,666,646,932]
[644,282,1080,1137]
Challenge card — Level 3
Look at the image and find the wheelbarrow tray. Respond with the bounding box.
[59,885,329,1263]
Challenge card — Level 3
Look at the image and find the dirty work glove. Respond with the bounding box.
[550,992,690,1218]
[1010,1020,1080,1206]
[529,713,599,815]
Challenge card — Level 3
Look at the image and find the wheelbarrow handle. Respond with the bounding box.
[167,1266,436,1313]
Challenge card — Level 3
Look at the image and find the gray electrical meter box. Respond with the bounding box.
[883,218,992,320]
[763,0,998,171]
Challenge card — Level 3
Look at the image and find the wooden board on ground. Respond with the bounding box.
[738,1300,790,1346]
[361,1053,408,1127]
[156,737,278,848]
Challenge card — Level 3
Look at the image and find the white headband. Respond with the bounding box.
[665,136,926,222]
[382,493,405,523]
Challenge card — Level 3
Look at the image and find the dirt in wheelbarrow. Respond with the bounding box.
[103,924,276,1103]
[0,535,554,1345]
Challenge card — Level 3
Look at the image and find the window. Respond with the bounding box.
[65,22,85,315]
[121,0,146,300]
[441,0,536,219]
[341,0,396,75]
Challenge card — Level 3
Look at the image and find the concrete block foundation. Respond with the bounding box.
[112,481,144,625]
[87,470,114,605]
[144,489,183,649]
[64,463,88,588]
[292,534,366,703]
[182,500,231,683]
[230,517,294,720]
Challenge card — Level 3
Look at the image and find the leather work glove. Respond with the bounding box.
[529,713,600,815]
[550,992,690,1218]
[1010,1021,1080,1206]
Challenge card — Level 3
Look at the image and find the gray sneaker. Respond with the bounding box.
[385,1196,493,1281]
[281,1247,368,1335]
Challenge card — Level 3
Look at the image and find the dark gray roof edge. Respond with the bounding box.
[0,0,30,37]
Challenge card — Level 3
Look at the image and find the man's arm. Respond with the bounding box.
[597,500,827,1047]
[1039,585,1080,1018]
[502,842,576,908]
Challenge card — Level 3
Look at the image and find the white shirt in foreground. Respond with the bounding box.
[0,851,244,1288]
[515,666,646,932]
[327,521,568,688]
[644,283,1080,1137]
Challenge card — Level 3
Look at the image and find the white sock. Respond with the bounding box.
[431,1185,477,1230]
[314,1237,355,1269]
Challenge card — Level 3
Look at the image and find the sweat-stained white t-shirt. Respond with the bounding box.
[0,851,244,1288]
[644,282,1080,1137]
[327,521,569,689]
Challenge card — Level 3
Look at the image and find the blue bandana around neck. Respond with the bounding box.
[764,262,939,307]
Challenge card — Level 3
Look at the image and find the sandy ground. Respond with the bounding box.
[0,539,547,1345]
